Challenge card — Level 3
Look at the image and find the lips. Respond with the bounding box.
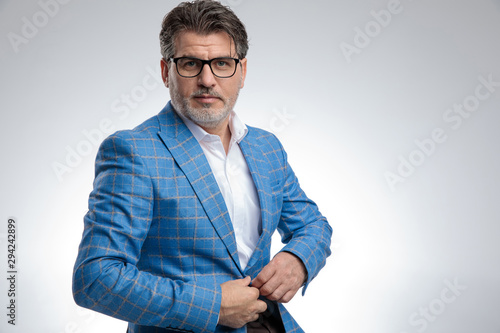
[194,94,220,104]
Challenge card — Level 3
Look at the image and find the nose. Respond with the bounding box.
[197,63,217,88]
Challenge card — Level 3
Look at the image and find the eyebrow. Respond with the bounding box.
[176,54,234,59]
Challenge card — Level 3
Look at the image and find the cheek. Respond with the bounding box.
[221,79,242,97]
[170,79,189,96]
[182,80,198,95]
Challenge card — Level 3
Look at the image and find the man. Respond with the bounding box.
[72,1,332,332]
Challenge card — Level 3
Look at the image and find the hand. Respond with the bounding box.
[219,276,267,328]
[252,252,307,303]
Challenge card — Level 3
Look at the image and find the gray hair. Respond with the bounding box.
[159,0,249,60]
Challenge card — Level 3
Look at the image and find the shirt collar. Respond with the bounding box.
[176,108,248,144]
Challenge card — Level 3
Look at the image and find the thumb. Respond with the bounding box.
[236,275,252,286]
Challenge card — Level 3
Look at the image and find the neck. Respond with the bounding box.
[201,117,231,154]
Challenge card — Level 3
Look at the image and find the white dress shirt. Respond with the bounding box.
[179,111,262,270]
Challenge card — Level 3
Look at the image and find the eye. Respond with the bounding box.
[216,60,229,67]
[178,58,200,69]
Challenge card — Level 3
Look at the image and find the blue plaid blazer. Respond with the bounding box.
[73,102,332,333]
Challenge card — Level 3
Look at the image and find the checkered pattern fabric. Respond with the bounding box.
[73,102,332,333]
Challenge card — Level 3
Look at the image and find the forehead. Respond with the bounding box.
[174,31,236,58]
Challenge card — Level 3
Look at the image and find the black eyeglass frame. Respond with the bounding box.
[169,57,241,78]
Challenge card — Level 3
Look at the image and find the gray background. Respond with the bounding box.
[1,0,500,332]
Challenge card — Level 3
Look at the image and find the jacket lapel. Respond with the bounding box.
[156,103,243,275]
[238,135,274,275]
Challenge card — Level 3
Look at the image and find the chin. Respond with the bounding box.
[191,111,229,129]
[193,119,224,130]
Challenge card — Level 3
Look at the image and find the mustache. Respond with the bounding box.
[191,89,223,99]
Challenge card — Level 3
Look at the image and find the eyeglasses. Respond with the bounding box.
[169,57,241,78]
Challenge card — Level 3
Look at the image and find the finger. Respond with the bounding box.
[245,300,267,325]
[276,288,298,304]
[248,313,260,324]
[252,264,276,289]
[248,286,261,300]
[237,275,252,286]
[257,276,282,297]
[263,270,305,300]
[265,279,293,301]
[255,299,268,314]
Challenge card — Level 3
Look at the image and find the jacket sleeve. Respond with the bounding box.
[274,141,333,294]
[72,132,221,333]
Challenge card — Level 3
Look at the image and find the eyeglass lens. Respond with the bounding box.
[176,57,237,78]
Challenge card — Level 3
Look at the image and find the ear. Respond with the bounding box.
[160,58,169,88]
[239,58,247,89]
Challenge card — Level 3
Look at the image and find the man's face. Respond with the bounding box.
[161,31,247,130]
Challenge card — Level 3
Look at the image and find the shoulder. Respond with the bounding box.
[92,114,167,168]
[245,126,285,151]
[100,114,162,149]
[116,113,161,140]
[243,126,289,169]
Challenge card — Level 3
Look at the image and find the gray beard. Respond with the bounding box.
[172,88,239,129]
